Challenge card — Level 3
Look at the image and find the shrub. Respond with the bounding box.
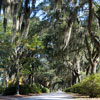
[3,82,50,95]
[31,83,42,94]
[64,87,71,92]
[41,87,49,93]
[3,83,42,95]
[65,73,100,97]
[0,86,5,94]
[3,85,16,95]
[19,85,31,95]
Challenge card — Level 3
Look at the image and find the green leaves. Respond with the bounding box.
[24,34,44,51]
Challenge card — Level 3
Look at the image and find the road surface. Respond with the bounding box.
[15,91,74,100]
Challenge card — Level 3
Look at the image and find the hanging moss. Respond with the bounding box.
[0,0,36,42]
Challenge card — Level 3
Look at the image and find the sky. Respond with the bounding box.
[35,0,44,7]
[35,0,45,20]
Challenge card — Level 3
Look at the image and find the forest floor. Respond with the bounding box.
[0,92,100,100]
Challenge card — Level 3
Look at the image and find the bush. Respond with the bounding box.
[65,73,100,97]
[0,86,5,94]
[3,85,16,95]
[3,82,50,95]
[31,83,42,94]
[64,87,71,92]
[41,87,49,93]
[19,85,31,95]
[3,83,42,95]
[3,85,32,95]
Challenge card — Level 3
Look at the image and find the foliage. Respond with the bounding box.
[41,87,49,93]
[3,85,16,95]
[65,73,100,97]
[30,83,42,94]
[19,85,32,95]
[3,83,43,95]
[0,0,100,96]
[0,86,5,94]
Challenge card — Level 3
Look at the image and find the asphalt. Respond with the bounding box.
[15,91,74,100]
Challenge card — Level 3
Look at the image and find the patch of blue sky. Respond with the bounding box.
[35,0,44,7]
[78,3,88,21]
[78,0,100,21]
[94,0,100,3]
[35,0,48,20]
[36,10,47,20]
[30,0,46,20]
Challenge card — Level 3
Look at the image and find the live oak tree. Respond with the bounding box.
[0,0,100,94]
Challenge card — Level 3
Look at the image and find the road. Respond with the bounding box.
[15,92,74,100]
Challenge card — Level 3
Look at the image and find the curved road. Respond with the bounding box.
[15,92,74,100]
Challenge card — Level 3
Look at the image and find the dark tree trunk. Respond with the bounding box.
[28,75,34,85]
[16,58,20,95]
[72,72,80,85]
[28,74,31,84]
[72,73,76,85]
[86,65,90,75]
[16,67,19,95]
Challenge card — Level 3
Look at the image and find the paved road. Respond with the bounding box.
[15,92,74,100]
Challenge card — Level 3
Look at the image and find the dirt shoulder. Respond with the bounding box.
[69,93,100,100]
[0,94,39,100]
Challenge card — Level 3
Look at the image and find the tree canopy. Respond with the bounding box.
[0,0,100,96]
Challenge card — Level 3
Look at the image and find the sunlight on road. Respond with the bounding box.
[16,92,74,100]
